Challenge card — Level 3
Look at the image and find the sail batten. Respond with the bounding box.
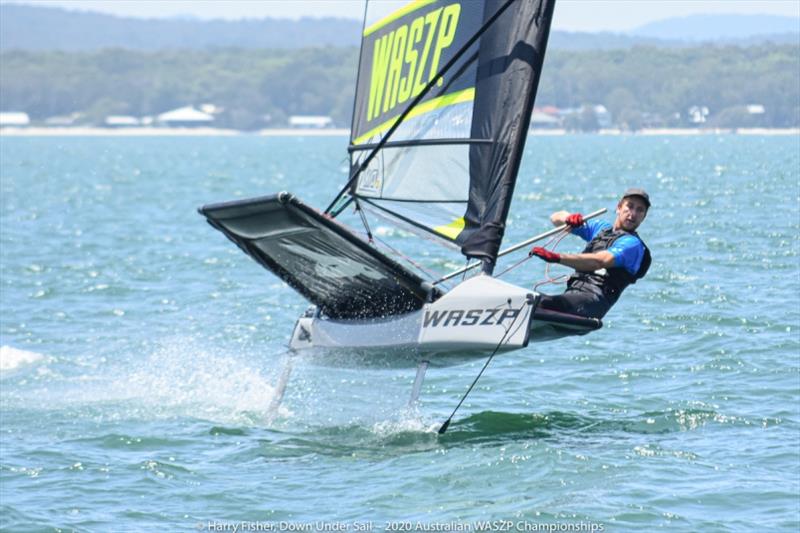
[349,0,556,261]
[349,138,492,153]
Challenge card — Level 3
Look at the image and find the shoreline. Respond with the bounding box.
[0,127,352,137]
[1,126,798,137]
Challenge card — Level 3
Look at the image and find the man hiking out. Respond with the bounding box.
[529,188,652,319]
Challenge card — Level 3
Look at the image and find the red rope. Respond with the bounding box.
[367,223,573,294]
[494,227,573,285]
[533,228,571,290]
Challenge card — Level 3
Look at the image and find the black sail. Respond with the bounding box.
[349,0,556,265]
[460,0,556,264]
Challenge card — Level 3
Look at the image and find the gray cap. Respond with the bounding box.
[622,187,651,208]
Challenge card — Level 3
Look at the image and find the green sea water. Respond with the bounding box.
[1,134,798,532]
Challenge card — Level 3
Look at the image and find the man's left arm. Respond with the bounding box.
[530,231,643,272]
[557,251,616,272]
[530,236,642,272]
[530,246,616,271]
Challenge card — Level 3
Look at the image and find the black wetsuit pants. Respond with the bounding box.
[537,288,612,320]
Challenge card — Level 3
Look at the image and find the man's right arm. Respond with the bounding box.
[549,210,572,227]
[549,210,598,241]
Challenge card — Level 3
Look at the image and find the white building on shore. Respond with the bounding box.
[0,112,31,127]
[105,115,141,128]
[157,106,214,128]
[288,115,333,128]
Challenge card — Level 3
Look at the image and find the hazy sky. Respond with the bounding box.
[4,0,799,32]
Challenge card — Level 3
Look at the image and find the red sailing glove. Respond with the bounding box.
[529,246,561,263]
[565,213,585,227]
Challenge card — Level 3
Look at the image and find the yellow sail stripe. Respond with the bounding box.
[433,217,465,240]
[352,87,475,146]
[363,0,438,37]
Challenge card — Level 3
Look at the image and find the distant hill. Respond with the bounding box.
[0,4,363,50]
[1,3,798,51]
[548,31,674,50]
[631,14,800,42]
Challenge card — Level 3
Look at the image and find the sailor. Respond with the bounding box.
[528,188,652,319]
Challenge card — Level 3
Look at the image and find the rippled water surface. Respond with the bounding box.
[1,134,799,532]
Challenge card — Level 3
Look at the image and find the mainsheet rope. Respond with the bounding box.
[532,229,571,291]
[492,227,572,290]
[354,204,575,292]
[371,233,451,290]
[367,226,573,292]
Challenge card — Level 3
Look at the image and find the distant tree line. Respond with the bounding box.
[0,48,357,129]
[537,44,800,129]
[1,44,798,129]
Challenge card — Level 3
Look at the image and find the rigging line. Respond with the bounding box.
[354,197,374,243]
[533,273,568,291]
[438,295,534,435]
[372,234,449,289]
[494,228,569,279]
[494,253,534,278]
[361,197,461,243]
[433,208,608,285]
[534,229,571,290]
[329,195,354,219]
[505,297,534,347]
[324,0,519,216]
[346,0,370,139]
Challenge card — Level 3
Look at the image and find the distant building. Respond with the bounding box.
[592,104,613,128]
[200,103,221,115]
[157,106,214,128]
[0,112,30,127]
[45,112,82,126]
[531,107,562,128]
[557,104,612,131]
[640,112,665,128]
[288,115,333,128]
[688,106,710,124]
[105,115,141,128]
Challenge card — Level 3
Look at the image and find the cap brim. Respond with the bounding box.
[623,194,650,208]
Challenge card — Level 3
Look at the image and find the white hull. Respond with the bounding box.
[288,276,598,367]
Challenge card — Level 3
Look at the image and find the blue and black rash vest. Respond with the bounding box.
[567,226,651,305]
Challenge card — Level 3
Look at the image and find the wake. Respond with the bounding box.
[0,345,45,373]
